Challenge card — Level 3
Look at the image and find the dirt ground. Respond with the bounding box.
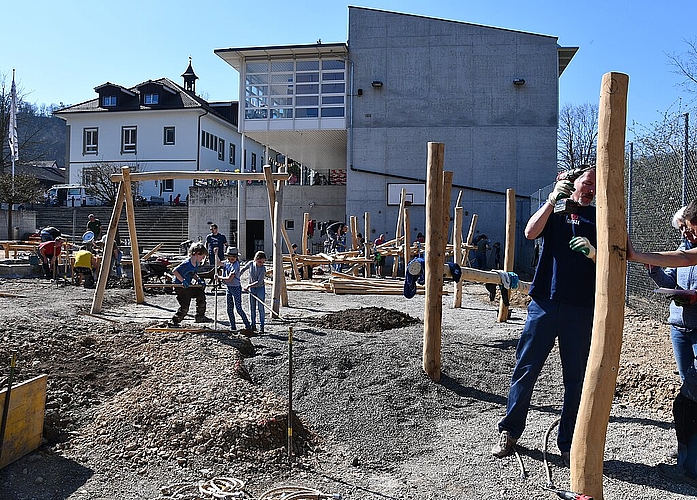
[0,277,693,499]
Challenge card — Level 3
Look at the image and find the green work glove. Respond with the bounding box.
[548,180,574,205]
[569,236,596,261]
[674,294,697,307]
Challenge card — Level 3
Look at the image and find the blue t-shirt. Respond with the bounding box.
[205,233,227,260]
[528,205,596,308]
[173,258,200,284]
[222,260,242,287]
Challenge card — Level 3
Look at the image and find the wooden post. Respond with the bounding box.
[464,214,478,267]
[263,166,290,306]
[271,189,284,317]
[453,206,464,308]
[403,208,411,267]
[497,189,515,322]
[423,142,445,382]
[441,171,453,256]
[122,167,145,304]
[571,72,629,500]
[91,182,125,314]
[364,211,371,277]
[302,212,310,281]
[392,188,407,277]
[350,215,359,276]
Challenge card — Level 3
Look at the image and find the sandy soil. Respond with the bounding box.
[0,277,693,499]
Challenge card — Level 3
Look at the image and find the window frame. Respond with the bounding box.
[102,95,117,107]
[163,126,175,145]
[144,93,159,105]
[121,126,137,154]
[218,139,225,161]
[229,143,236,165]
[83,127,98,155]
[162,179,174,192]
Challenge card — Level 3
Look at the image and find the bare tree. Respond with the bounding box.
[557,102,599,171]
[82,161,143,205]
[630,100,697,158]
[667,38,697,93]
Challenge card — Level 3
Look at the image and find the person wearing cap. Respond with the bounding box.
[171,242,210,326]
[37,236,64,279]
[218,246,252,333]
[87,214,102,241]
[241,251,267,333]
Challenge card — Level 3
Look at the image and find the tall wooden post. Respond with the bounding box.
[271,188,284,318]
[364,211,371,277]
[122,166,144,304]
[423,142,445,382]
[571,72,629,500]
[453,206,463,308]
[91,182,125,314]
[403,208,411,267]
[464,214,478,267]
[441,172,453,256]
[392,188,407,277]
[497,189,515,322]
[302,212,310,281]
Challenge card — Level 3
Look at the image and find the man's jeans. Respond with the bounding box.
[498,296,593,452]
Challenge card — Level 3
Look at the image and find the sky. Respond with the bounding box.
[5,0,697,139]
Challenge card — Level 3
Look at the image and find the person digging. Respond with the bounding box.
[170,242,212,327]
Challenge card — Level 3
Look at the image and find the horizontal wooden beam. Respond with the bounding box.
[110,170,290,183]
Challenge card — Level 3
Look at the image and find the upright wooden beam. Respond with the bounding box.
[271,189,284,317]
[263,166,289,306]
[441,171,453,256]
[497,189,515,322]
[122,167,145,304]
[364,211,371,277]
[403,208,411,266]
[91,183,125,314]
[302,212,310,281]
[423,142,445,382]
[571,72,629,500]
[350,215,359,276]
[464,214,478,267]
[392,188,407,277]
[453,206,464,308]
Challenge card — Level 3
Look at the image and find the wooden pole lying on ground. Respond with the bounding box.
[497,189,516,322]
[571,71,629,500]
[423,142,446,382]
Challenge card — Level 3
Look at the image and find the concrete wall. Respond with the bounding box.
[0,210,38,240]
[347,7,560,273]
[188,184,346,258]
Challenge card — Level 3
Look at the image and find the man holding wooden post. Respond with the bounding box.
[492,166,597,465]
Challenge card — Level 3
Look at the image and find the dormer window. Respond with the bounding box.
[144,93,159,105]
[102,95,117,107]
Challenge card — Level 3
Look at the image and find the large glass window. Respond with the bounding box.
[244,57,345,121]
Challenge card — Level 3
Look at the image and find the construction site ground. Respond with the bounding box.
[0,277,694,499]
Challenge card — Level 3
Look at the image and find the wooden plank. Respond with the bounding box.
[111,170,289,182]
[144,327,229,333]
[0,375,47,470]
[140,243,164,261]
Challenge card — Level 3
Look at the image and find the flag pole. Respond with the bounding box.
[9,69,18,198]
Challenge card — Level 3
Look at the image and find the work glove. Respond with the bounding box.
[548,180,574,205]
[181,279,191,288]
[197,278,206,289]
[674,294,697,307]
[569,236,596,261]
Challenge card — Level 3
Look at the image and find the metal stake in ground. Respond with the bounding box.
[214,254,219,331]
[0,352,17,463]
[287,326,293,462]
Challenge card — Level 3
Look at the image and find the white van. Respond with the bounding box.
[46,184,101,207]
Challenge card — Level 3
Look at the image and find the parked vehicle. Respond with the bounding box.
[46,184,102,207]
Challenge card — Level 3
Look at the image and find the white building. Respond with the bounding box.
[54,61,268,203]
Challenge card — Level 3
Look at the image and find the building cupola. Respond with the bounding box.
[181,57,199,93]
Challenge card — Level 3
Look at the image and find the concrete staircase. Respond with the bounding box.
[34,206,189,255]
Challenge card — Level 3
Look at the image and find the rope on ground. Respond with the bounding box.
[257,485,341,499]
[155,477,248,500]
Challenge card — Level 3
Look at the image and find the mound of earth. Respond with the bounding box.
[310,306,421,332]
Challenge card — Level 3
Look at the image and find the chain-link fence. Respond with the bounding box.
[529,114,697,321]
